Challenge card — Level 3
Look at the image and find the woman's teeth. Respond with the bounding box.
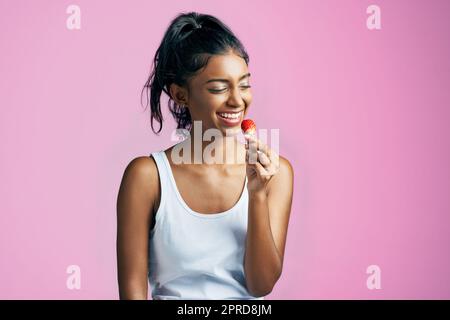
[217,111,242,119]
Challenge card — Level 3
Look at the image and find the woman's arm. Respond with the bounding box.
[244,155,294,297]
[116,157,158,300]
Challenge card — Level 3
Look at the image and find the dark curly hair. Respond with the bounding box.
[140,11,250,135]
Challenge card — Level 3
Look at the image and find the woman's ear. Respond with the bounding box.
[169,83,189,106]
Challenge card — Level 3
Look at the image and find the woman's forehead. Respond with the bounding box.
[196,54,249,82]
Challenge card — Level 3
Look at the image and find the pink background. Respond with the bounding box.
[1,0,449,299]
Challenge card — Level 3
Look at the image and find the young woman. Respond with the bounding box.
[116,12,294,300]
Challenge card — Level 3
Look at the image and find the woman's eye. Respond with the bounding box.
[209,85,252,94]
[209,88,227,93]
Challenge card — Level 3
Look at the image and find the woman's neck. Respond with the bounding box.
[170,131,245,167]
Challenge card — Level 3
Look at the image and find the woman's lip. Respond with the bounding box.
[216,111,242,125]
[216,110,244,114]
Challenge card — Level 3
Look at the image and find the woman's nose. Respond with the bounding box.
[227,87,245,107]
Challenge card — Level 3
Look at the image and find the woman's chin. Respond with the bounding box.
[221,126,241,137]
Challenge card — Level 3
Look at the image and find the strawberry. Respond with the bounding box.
[241,119,256,135]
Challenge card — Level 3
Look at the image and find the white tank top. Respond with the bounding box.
[148,150,265,300]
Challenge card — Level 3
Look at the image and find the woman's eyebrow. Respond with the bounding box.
[204,73,251,84]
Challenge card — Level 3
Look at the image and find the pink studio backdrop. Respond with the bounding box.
[1,0,449,299]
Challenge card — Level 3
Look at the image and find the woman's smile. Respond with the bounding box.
[216,110,243,126]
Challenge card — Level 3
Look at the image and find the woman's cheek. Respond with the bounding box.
[244,92,252,106]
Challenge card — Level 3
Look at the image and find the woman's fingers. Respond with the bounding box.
[269,149,280,168]
[244,135,279,187]
[245,135,278,170]
[246,135,270,156]
[245,155,271,177]
[258,150,271,166]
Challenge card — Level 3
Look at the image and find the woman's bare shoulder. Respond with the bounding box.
[119,156,160,205]
[123,156,158,180]
[267,154,294,192]
[278,155,294,175]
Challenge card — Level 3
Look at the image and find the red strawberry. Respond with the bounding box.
[241,119,256,135]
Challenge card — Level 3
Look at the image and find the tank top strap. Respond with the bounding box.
[150,150,172,211]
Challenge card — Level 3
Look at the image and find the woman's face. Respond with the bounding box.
[172,51,253,136]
